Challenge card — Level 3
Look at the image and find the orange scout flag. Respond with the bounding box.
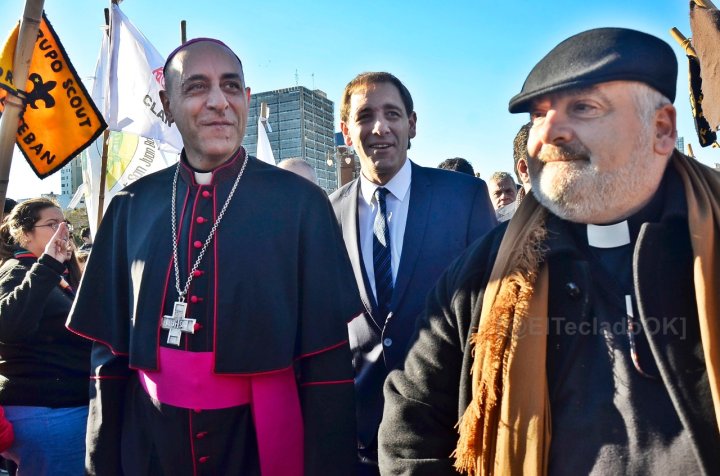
[0,12,106,178]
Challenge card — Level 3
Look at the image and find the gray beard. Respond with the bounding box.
[529,137,666,224]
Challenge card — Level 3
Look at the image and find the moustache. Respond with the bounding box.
[537,143,591,163]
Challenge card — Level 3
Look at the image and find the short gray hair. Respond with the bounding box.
[629,82,672,125]
[490,171,516,185]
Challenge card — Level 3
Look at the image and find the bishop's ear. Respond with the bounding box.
[159,90,173,124]
[653,103,677,156]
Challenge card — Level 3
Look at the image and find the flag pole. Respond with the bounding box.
[669,27,697,57]
[96,0,119,228]
[693,0,717,9]
[0,0,45,210]
[96,6,111,228]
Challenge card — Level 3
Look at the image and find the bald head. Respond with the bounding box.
[278,158,318,184]
[163,39,245,97]
[158,38,251,171]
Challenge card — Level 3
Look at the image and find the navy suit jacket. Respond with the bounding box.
[329,161,497,449]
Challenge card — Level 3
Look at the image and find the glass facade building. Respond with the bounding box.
[245,86,337,193]
[675,136,684,154]
[60,158,83,196]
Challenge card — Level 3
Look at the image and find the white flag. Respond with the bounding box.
[67,183,86,210]
[103,131,177,200]
[256,118,276,165]
[107,4,183,152]
[83,31,109,236]
[83,10,180,235]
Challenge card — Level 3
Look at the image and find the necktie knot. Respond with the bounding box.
[374,187,388,204]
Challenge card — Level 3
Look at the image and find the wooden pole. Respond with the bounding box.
[96,133,109,228]
[669,27,697,57]
[0,0,45,210]
[95,7,112,228]
[693,0,718,10]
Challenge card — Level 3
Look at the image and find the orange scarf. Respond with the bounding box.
[454,152,720,475]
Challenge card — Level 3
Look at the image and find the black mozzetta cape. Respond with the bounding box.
[67,149,362,475]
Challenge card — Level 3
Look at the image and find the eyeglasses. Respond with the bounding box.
[33,221,73,233]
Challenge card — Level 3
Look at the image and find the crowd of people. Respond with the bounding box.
[0,24,717,476]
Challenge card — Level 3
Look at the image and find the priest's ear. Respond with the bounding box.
[652,103,677,157]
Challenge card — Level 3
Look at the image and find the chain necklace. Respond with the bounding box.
[170,155,249,302]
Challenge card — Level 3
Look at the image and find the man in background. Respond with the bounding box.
[278,158,318,184]
[512,122,532,205]
[438,157,475,176]
[487,171,518,221]
[78,227,92,253]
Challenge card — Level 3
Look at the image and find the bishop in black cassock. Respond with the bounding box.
[68,148,361,475]
[67,37,361,476]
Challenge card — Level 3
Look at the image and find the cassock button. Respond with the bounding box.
[190,295,204,303]
[565,282,581,298]
[193,323,202,332]
[383,338,393,347]
[193,241,203,249]
[202,190,211,198]
[196,217,206,224]
[199,456,209,463]
[196,431,208,439]
[193,408,202,414]
[193,270,204,278]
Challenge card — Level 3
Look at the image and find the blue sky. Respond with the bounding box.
[2,0,716,198]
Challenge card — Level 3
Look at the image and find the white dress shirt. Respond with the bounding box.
[357,158,412,303]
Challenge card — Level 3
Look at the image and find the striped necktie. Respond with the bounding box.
[373,187,393,320]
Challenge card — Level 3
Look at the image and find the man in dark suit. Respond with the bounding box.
[329,72,497,475]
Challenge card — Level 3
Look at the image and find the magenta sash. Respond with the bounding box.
[139,347,304,476]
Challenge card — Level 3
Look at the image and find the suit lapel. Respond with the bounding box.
[392,163,430,310]
[340,180,377,318]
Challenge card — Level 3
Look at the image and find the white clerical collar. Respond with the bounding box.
[359,158,412,205]
[587,221,631,248]
[194,171,213,185]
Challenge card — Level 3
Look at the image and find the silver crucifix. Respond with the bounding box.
[161,301,196,346]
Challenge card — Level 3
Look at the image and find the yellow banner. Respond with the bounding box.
[0,21,18,96]
[0,12,106,178]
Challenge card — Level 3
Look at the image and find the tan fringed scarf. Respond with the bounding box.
[454,152,720,476]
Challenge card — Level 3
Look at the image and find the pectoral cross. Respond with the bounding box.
[161,301,196,346]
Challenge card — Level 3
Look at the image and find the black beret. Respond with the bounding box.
[509,27,677,113]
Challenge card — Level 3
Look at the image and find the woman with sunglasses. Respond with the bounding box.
[0,198,90,475]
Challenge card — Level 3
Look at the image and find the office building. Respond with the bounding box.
[245,86,337,193]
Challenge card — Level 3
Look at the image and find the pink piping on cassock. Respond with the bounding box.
[139,347,303,476]
[185,183,204,351]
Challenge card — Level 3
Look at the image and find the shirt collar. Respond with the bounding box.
[586,221,631,248]
[179,147,247,187]
[359,158,412,205]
